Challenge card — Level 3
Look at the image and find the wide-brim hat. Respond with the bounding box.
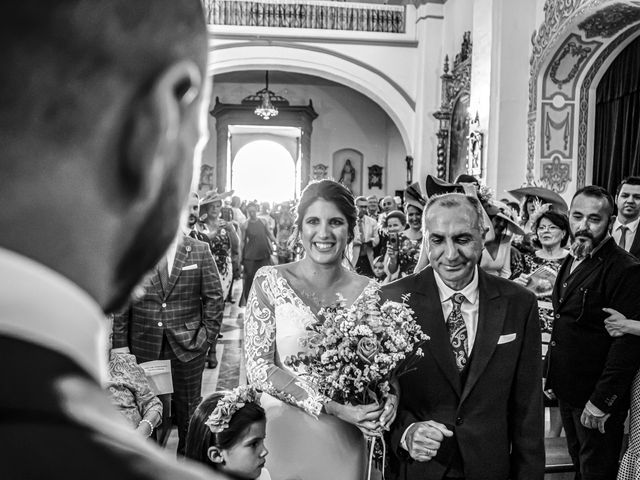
[492,212,525,236]
[507,186,568,213]
[425,175,464,198]
[404,182,427,211]
[199,189,234,207]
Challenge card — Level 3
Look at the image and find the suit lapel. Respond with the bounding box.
[150,267,164,297]
[460,270,505,404]
[556,240,614,307]
[165,237,188,298]
[414,268,462,396]
[630,229,640,258]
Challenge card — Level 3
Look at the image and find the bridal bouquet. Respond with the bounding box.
[285,291,428,406]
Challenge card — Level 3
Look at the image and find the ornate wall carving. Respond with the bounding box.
[578,2,640,38]
[433,31,472,181]
[577,25,638,187]
[528,0,640,193]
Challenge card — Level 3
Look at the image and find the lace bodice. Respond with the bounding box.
[244,265,377,416]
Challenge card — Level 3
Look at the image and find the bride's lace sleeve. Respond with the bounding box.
[244,268,328,417]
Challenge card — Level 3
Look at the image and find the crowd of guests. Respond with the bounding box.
[4,3,640,480]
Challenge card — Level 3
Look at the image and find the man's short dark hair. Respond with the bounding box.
[572,185,614,217]
[0,0,207,149]
[615,176,640,196]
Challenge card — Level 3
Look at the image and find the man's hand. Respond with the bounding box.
[405,420,453,462]
[581,401,610,433]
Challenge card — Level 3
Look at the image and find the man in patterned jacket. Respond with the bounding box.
[113,234,223,455]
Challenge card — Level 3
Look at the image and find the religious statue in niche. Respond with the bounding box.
[311,163,329,181]
[199,163,214,192]
[368,164,383,189]
[467,113,483,177]
[339,158,356,192]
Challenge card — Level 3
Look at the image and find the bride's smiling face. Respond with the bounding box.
[301,198,350,265]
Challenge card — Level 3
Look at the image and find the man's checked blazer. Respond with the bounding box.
[113,235,224,363]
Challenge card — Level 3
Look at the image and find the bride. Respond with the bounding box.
[244,179,397,480]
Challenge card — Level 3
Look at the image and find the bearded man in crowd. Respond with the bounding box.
[546,185,640,480]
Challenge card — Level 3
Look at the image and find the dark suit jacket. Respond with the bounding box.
[113,236,223,363]
[629,228,640,259]
[546,237,640,412]
[381,267,544,480]
[0,336,220,480]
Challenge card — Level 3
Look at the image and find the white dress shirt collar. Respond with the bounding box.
[433,266,480,352]
[0,247,108,384]
[614,215,640,234]
[433,266,480,306]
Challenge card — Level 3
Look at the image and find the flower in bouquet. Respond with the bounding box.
[285,291,428,406]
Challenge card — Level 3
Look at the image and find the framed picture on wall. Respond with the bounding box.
[332,148,363,196]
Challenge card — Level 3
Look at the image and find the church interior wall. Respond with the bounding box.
[202,79,406,199]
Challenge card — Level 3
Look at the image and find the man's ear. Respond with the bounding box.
[119,60,203,205]
[207,446,225,465]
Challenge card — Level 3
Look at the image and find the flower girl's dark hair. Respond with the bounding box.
[295,179,357,242]
[185,392,265,467]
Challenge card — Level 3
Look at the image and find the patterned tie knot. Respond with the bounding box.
[451,293,466,310]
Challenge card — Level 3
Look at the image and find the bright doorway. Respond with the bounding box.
[232,139,297,203]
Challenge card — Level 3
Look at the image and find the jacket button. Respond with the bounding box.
[157,322,163,327]
[562,283,567,288]
[161,303,167,308]
[555,314,560,319]
[455,417,463,426]
[550,341,556,347]
[559,298,564,303]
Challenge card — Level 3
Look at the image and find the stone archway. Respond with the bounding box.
[528,0,640,196]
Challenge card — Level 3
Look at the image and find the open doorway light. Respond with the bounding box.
[232,140,296,203]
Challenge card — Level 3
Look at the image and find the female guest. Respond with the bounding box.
[513,210,570,437]
[199,190,240,300]
[244,180,397,480]
[604,311,640,480]
[480,207,524,279]
[275,202,295,264]
[107,319,163,439]
[398,186,425,275]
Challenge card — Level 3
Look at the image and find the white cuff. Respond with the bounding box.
[400,422,416,451]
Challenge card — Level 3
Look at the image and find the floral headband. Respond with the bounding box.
[205,386,259,434]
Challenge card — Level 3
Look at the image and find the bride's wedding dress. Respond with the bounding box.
[245,266,376,480]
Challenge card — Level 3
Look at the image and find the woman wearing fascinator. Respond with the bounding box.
[185,386,270,480]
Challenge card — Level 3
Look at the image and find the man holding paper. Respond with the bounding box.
[381,193,544,480]
[113,234,223,455]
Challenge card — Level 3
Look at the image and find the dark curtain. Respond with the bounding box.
[593,35,640,194]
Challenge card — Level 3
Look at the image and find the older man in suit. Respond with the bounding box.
[113,234,223,455]
[546,185,640,479]
[0,1,225,478]
[381,193,544,480]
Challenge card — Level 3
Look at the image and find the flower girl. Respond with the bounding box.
[185,386,270,480]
